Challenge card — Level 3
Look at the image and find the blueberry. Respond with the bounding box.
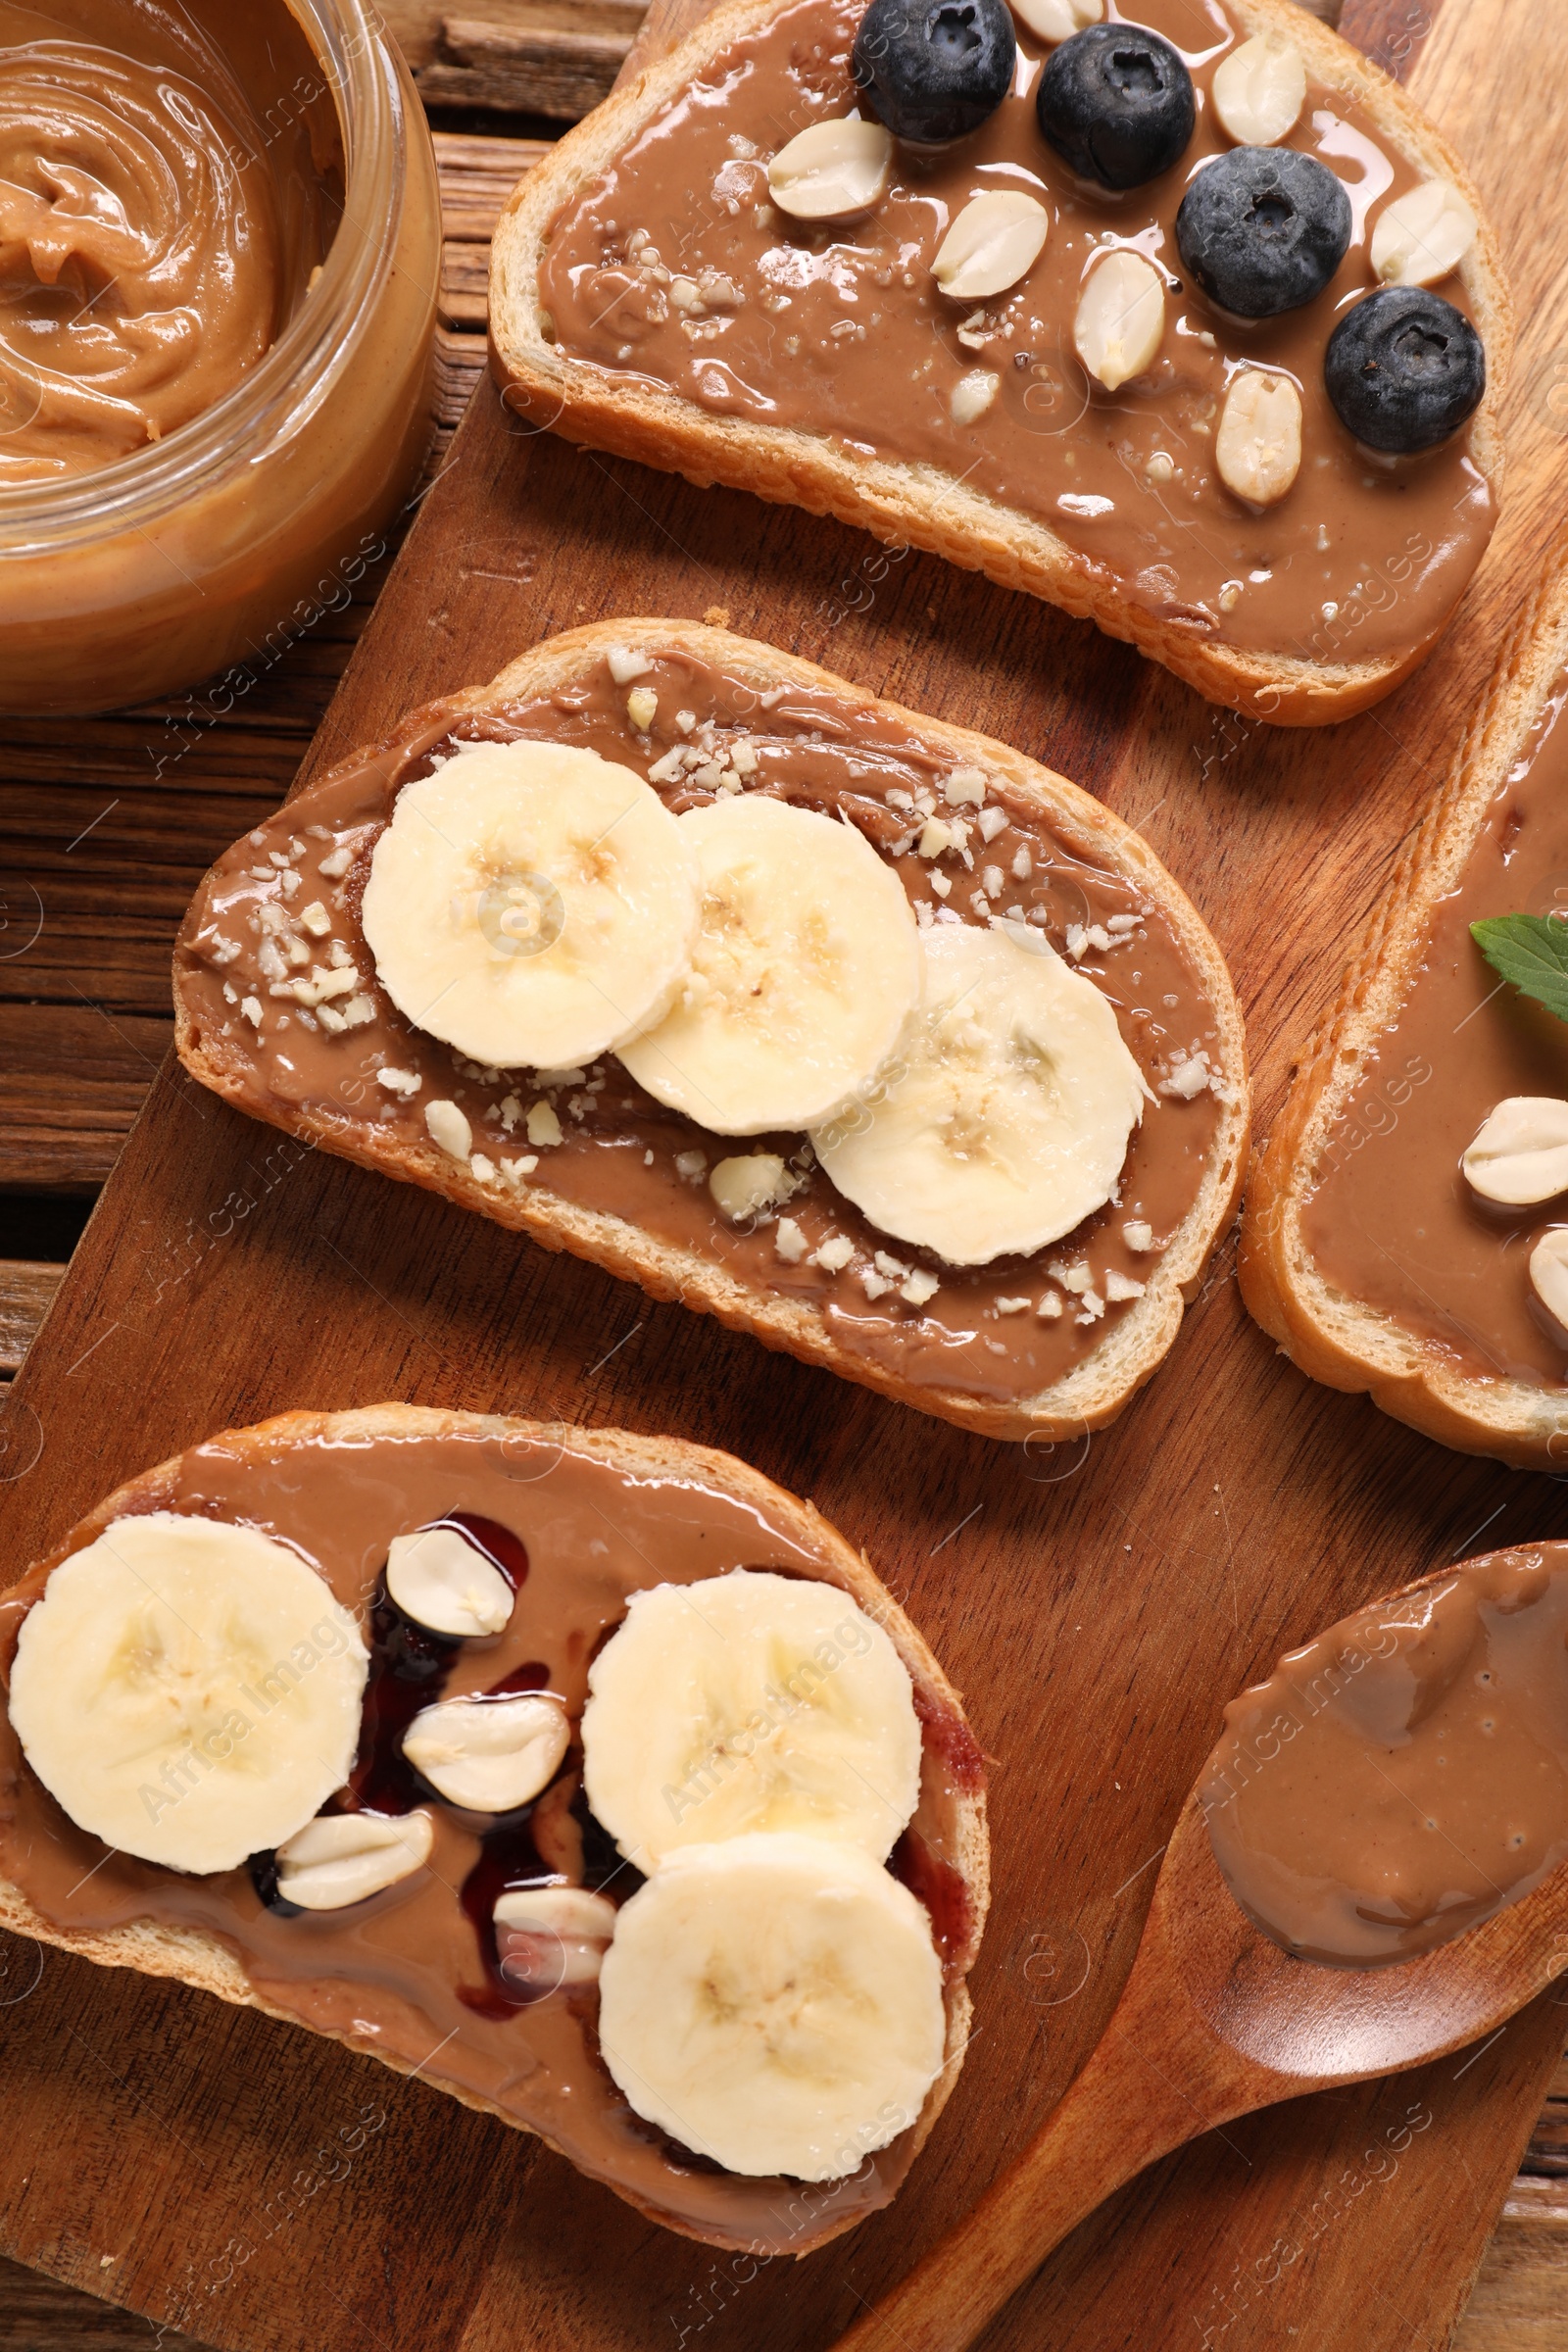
[853,0,1015,146]
[1175,148,1350,318]
[1035,24,1195,192]
[1324,286,1485,454]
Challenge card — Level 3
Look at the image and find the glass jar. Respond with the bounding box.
[0,0,441,716]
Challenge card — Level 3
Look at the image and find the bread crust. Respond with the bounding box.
[1239,548,1568,1468]
[488,0,1511,727]
[0,1402,989,2253]
[172,620,1250,1443]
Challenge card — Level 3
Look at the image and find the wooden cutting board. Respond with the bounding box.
[3,1,1568,2345]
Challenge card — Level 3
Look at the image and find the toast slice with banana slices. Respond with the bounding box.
[489,0,1510,725]
[1241,543,1568,1468]
[0,1405,989,2252]
[172,620,1249,1442]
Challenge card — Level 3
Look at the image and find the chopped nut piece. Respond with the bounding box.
[951,368,1000,425]
[470,1152,497,1184]
[1104,1269,1146,1302]
[933,192,1050,303]
[872,1250,908,1280]
[647,747,685,784]
[674,1148,708,1181]
[860,1268,894,1299]
[1037,1292,1064,1320]
[318,842,354,879]
[901,1268,940,1307]
[729,741,759,776]
[944,768,988,808]
[527,1101,564,1149]
[241,996,263,1028]
[609,647,654,684]
[767,117,893,222]
[1011,846,1033,881]
[377,1067,422,1098]
[1122,1219,1154,1251]
[1371,178,1477,288]
[931,873,953,899]
[626,686,659,733]
[812,1234,856,1273]
[917,817,954,858]
[977,806,1008,843]
[710,1152,794,1221]
[1161,1056,1210,1101]
[775,1216,808,1263]
[425,1099,472,1159]
[996,1296,1031,1314]
[1215,370,1302,509]
[1074,252,1165,392]
[298,900,331,937]
[1211,34,1306,147]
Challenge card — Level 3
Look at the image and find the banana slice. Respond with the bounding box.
[8,1512,368,1875]
[403,1691,569,1811]
[362,739,700,1071]
[811,922,1148,1264]
[580,1568,921,1868]
[597,1833,945,2181]
[615,795,920,1136]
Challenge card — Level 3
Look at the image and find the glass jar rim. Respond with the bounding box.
[0,0,410,549]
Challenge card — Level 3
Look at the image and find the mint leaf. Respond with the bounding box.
[1471,913,1568,1025]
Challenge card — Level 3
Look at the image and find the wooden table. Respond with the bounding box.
[1,4,1566,2346]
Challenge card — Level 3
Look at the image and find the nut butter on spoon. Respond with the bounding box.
[831,1544,1568,2352]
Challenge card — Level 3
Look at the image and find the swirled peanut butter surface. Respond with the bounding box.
[0,0,338,480]
[1204,1546,1568,1967]
[537,0,1494,666]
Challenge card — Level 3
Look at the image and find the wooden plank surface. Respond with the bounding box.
[5,4,1568,2347]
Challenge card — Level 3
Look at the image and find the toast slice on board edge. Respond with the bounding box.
[1240,542,1568,1468]
[488,0,1510,726]
[172,621,1250,1444]
[0,1404,989,2254]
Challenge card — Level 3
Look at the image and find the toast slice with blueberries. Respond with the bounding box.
[490,0,1509,725]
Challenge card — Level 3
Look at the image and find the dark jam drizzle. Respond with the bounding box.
[457,1801,558,2017]
[892,1829,971,1972]
[254,1512,531,1914]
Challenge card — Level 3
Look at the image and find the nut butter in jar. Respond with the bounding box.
[0,0,441,713]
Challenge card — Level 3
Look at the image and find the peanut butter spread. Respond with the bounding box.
[0,0,339,480]
[536,0,1494,667]
[0,1421,984,2249]
[175,647,1231,1405]
[1204,1545,1568,1967]
[1301,671,1568,1390]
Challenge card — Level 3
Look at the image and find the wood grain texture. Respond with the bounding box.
[5,4,1568,2347]
[417,7,645,118]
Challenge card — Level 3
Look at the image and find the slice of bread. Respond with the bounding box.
[172,620,1250,1443]
[1240,545,1568,1467]
[489,0,1510,727]
[0,1403,989,2253]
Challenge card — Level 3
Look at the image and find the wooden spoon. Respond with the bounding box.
[832,1583,1568,2352]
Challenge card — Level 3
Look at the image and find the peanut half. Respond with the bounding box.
[1211,35,1306,147]
[1008,0,1102,43]
[1371,179,1477,288]
[1463,1097,1568,1205]
[1074,250,1165,392]
[933,191,1050,302]
[768,119,893,221]
[1215,368,1302,507]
